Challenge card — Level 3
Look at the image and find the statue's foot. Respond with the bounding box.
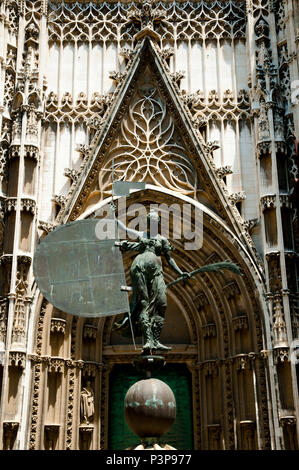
[154,342,171,351]
[142,341,153,352]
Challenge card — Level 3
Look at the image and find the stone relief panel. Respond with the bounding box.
[99,67,197,197]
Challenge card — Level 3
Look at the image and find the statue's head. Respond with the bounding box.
[147,209,160,223]
[147,209,160,236]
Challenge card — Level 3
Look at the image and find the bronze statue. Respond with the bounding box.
[113,208,242,354]
[114,209,190,352]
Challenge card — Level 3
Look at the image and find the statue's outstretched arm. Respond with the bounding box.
[114,215,143,240]
[164,251,190,278]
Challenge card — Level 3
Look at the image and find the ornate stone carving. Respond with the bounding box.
[256,141,271,158]
[82,363,97,378]
[203,141,221,158]
[202,323,217,338]
[45,88,110,126]
[5,196,36,214]
[261,195,276,210]
[12,272,29,344]
[279,195,292,209]
[207,424,221,449]
[169,71,185,84]
[98,71,197,198]
[29,300,47,449]
[160,47,174,62]
[109,71,127,84]
[242,218,258,233]
[24,144,39,160]
[48,358,64,374]
[79,425,93,450]
[202,361,219,376]
[228,191,246,205]
[120,47,135,62]
[215,166,233,179]
[194,290,209,309]
[280,416,296,428]
[235,354,250,371]
[4,197,17,212]
[64,168,81,184]
[0,296,8,343]
[26,106,39,140]
[232,315,249,331]
[48,1,246,46]
[44,425,60,451]
[50,318,66,335]
[21,198,36,213]
[3,46,17,112]
[8,351,26,368]
[222,281,241,299]
[3,421,19,450]
[272,294,288,346]
[61,92,73,107]
[184,87,250,125]
[273,346,289,364]
[53,195,67,210]
[0,146,8,182]
[38,221,57,234]
[83,324,97,340]
[66,316,78,450]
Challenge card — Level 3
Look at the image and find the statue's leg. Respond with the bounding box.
[139,302,153,351]
[132,270,154,351]
[152,312,171,351]
[151,275,171,351]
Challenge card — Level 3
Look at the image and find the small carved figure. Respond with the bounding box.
[80,381,94,425]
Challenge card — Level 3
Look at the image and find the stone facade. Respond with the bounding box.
[0,0,298,450]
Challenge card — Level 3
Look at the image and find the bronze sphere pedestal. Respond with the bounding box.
[124,377,176,450]
[124,353,177,450]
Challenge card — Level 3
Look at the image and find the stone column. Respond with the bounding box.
[0,1,47,449]
[248,0,299,449]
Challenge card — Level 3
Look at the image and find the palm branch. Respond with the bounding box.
[167,260,242,288]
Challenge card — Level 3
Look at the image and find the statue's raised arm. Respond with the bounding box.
[115,217,144,241]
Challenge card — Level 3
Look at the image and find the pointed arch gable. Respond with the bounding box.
[53,38,259,266]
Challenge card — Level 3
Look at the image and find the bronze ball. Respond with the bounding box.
[124,378,176,438]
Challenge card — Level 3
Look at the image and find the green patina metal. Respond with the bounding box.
[108,364,193,450]
[144,396,164,409]
[33,219,129,318]
[126,401,140,408]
